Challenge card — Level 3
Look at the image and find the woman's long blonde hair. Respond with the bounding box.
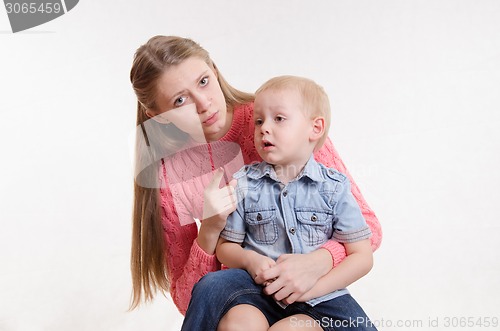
[129,36,253,309]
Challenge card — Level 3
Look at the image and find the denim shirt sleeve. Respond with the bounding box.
[331,175,372,243]
[220,171,248,243]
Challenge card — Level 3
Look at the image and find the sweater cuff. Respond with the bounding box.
[321,240,347,268]
[191,239,220,272]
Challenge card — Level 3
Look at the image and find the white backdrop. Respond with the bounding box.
[1,1,499,330]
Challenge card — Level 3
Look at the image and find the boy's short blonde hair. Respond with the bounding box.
[255,75,331,150]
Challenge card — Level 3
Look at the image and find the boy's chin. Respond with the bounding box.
[259,154,280,165]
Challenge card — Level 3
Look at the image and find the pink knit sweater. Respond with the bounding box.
[158,103,382,315]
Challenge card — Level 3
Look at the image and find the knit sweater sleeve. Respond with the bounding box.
[314,137,383,267]
[159,162,221,315]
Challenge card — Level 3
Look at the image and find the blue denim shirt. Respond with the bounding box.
[220,156,371,306]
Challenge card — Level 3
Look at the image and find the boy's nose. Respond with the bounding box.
[260,120,271,134]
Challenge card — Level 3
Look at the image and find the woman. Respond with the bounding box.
[129,35,382,330]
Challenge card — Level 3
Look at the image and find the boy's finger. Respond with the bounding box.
[254,266,280,286]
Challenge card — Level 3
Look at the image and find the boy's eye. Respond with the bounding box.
[255,119,263,126]
[200,76,209,86]
[174,96,186,107]
[275,116,285,122]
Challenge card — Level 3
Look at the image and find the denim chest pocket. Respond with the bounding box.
[295,209,334,246]
[245,209,278,245]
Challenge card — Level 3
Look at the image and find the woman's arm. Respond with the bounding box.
[162,207,220,315]
[160,167,236,315]
[294,239,373,303]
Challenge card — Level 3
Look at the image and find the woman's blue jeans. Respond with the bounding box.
[181,269,377,331]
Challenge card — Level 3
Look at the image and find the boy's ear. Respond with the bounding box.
[310,117,325,143]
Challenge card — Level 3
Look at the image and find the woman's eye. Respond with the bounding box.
[255,119,263,126]
[200,76,209,87]
[174,96,186,107]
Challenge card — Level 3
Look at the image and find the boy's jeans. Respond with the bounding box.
[181,268,377,331]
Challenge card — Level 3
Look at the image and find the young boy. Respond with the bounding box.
[216,76,375,329]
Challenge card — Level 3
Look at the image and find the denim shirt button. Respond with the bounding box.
[256,213,262,221]
[311,214,318,222]
[289,227,296,235]
[282,190,288,197]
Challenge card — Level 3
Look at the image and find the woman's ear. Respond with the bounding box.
[310,117,325,143]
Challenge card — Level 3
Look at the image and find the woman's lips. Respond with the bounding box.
[203,111,219,126]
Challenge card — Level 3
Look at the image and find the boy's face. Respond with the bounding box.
[253,88,316,167]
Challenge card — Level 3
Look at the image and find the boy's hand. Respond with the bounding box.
[244,251,276,282]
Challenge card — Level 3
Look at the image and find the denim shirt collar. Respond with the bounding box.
[247,156,326,183]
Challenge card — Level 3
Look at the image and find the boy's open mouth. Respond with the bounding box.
[263,140,274,148]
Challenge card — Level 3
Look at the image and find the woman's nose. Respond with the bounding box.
[193,92,211,114]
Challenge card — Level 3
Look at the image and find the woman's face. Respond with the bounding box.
[151,57,229,142]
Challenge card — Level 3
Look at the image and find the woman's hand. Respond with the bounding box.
[254,249,333,304]
[197,168,237,254]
